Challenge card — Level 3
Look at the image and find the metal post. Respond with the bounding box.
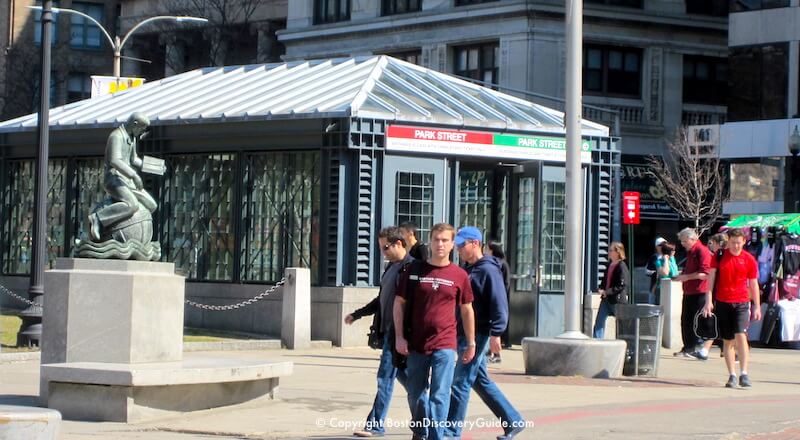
[113,36,121,77]
[560,0,586,338]
[18,0,53,346]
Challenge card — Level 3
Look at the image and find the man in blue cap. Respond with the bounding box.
[445,226,526,440]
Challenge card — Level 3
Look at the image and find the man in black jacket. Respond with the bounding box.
[345,226,425,438]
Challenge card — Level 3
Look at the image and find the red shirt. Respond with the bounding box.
[711,249,758,303]
[682,241,712,295]
[396,261,474,355]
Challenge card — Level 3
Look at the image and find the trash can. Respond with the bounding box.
[615,304,663,377]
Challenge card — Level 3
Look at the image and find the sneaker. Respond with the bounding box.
[725,375,738,388]
[497,425,526,440]
[686,350,708,361]
[673,350,687,357]
[739,374,752,388]
[488,355,502,364]
[353,430,383,438]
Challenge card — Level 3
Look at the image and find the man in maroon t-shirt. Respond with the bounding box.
[673,228,712,359]
[704,228,761,388]
[394,223,475,440]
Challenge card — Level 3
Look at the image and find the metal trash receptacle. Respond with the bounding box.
[615,304,664,376]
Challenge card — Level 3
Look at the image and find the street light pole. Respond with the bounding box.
[17,0,53,346]
[560,0,586,339]
[28,6,207,78]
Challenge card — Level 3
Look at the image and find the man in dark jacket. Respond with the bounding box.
[445,226,526,440]
[345,226,425,438]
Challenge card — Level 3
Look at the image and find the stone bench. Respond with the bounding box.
[0,405,61,440]
[41,357,292,422]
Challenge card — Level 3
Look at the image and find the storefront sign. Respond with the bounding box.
[91,76,146,98]
[620,159,678,220]
[386,125,592,163]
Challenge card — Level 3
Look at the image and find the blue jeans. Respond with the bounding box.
[593,298,615,339]
[445,333,524,438]
[364,333,423,434]
[406,349,457,440]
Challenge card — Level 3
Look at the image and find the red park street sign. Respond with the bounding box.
[623,191,640,225]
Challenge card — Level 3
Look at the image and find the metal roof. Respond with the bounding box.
[0,56,609,136]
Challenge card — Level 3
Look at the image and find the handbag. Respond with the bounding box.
[367,325,383,350]
[694,310,718,340]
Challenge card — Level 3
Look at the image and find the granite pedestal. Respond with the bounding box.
[0,405,61,440]
[522,336,626,378]
[40,258,293,422]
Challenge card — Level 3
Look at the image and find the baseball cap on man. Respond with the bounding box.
[455,226,482,247]
[655,237,667,246]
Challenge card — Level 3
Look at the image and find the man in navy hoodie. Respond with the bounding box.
[445,226,526,440]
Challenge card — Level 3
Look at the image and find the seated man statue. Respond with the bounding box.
[88,112,157,242]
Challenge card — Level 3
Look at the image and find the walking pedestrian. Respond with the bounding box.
[486,241,511,364]
[399,221,429,260]
[344,226,426,438]
[394,223,476,440]
[672,228,712,360]
[445,227,526,440]
[592,242,630,339]
[703,228,762,388]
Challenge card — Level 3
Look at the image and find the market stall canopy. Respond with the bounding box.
[0,56,608,137]
[725,213,800,234]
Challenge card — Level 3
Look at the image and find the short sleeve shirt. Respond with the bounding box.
[682,241,712,295]
[396,261,474,354]
[711,250,758,303]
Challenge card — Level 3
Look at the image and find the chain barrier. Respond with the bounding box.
[184,276,287,311]
[0,284,38,306]
[1,275,288,312]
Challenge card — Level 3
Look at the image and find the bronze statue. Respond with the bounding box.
[77,113,164,260]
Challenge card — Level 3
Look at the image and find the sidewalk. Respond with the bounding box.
[2,345,799,439]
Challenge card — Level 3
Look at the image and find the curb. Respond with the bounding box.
[0,339,335,362]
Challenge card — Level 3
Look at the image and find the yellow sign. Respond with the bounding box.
[91,76,146,98]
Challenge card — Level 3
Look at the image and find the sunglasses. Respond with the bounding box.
[382,243,393,251]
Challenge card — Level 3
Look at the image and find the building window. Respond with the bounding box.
[455,0,499,5]
[730,0,789,13]
[584,45,642,97]
[384,49,422,65]
[585,0,643,7]
[454,42,499,86]
[728,43,788,121]
[729,159,782,203]
[685,0,728,16]
[459,170,493,235]
[32,73,58,109]
[2,160,67,275]
[540,180,566,292]
[165,154,236,281]
[382,0,421,15]
[396,172,434,239]
[33,1,59,45]
[70,2,104,49]
[67,73,91,102]
[683,56,727,105]
[314,0,350,24]
[240,152,320,284]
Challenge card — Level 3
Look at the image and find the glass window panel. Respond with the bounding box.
[608,51,623,70]
[468,48,479,70]
[587,49,602,68]
[396,172,434,239]
[240,152,320,284]
[2,160,67,274]
[624,52,639,72]
[696,62,709,79]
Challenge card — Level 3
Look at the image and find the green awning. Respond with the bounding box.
[725,213,800,234]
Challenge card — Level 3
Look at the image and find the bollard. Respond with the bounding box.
[281,268,311,349]
[660,279,683,350]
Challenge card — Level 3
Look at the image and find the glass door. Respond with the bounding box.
[508,162,540,342]
[536,166,567,337]
[382,155,447,239]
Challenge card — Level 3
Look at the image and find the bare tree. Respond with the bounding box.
[645,128,728,236]
[160,0,267,71]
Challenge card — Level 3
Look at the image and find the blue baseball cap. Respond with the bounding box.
[455,226,482,247]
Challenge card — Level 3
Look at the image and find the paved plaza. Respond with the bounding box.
[1,344,799,439]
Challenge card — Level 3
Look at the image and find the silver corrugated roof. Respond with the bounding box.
[0,56,609,136]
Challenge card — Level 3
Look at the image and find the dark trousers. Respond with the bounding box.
[681,294,707,352]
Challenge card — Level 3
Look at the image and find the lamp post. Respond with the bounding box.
[28,6,207,77]
[16,0,54,347]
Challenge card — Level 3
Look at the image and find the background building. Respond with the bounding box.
[715,1,800,216]
[277,0,729,268]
